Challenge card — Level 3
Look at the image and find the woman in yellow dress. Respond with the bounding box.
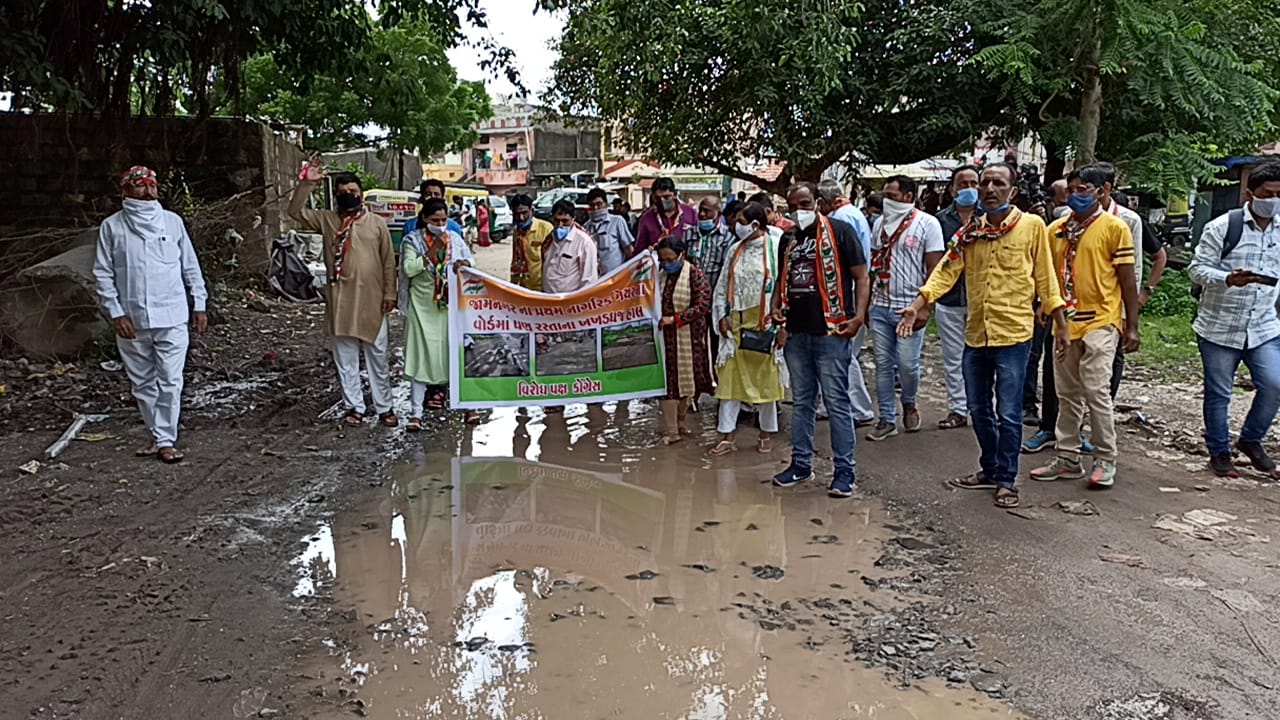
[709,202,785,455]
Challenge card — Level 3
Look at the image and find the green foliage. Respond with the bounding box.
[550,0,1008,189]
[0,1,518,119]
[971,0,1279,195]
[341,163,381,194]
[1134,313,1200,379]
[238,21,491,154]
[1143,269,1199,319]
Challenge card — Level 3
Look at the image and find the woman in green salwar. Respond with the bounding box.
[399,198,474,430]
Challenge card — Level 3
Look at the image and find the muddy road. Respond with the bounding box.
[0,241,1276,719]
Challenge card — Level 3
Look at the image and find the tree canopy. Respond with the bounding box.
[0,1,511,145]
[973,0,1279,193]
[237,22,491,155]
[548,0,1007,192]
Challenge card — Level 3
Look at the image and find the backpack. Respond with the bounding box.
[1191,209,1245,299]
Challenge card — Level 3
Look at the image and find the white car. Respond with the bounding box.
[489,194,513,239]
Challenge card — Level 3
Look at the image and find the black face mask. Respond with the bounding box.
[336,193,363,213]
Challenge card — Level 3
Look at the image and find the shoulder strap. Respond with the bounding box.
[1222,209,1245,259]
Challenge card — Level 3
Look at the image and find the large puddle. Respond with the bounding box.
[297,404,1029,719]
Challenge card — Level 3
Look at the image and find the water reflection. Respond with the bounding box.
[304,405,1026,719]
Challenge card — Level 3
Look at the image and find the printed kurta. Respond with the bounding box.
[402,230,473,385]
[712,237,783,405]
[661,264,714,399]
[289,182,396,344]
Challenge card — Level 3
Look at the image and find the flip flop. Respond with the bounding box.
[948,471,998,490]
[406,417,423,432]
[708,439,736,456]
[379,412,399,428]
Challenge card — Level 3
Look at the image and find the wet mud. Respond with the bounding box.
[296,405,1028,719]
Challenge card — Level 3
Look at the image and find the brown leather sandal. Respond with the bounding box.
[379,412,399,428]
[157,447,184,464]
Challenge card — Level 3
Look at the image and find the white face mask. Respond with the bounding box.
[426,223,448,236]
[1252,197,1280,218]
[794,209,817,230]
[881,198,915,222]
[734,221,757,240]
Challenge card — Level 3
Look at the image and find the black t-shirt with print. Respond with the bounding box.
[778,217,867,336]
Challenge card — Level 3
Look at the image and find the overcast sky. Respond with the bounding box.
[446,1,564,100]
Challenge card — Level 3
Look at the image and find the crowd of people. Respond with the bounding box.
[92,159,1280,508]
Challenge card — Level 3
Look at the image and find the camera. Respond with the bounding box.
[1018,163,1047,209]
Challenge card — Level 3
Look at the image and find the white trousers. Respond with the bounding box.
[934,303,969,416]
[717,400,779,435]
[848,323,875,422]
[332,320,392,416]
[410,380,428,417]
[117,325,189,448]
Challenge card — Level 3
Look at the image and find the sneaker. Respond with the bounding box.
[773,463,813,488]
[1029,456,1086,482]
[1088,459,1116,489]
[1234,439,1277,473]
[1080,434,1095,454]
[828,470,856,498]
[1022,407,1040,427]
[903,404,921,433]
[1021,430,1056,454]
[854,417,876,428]
[866,420,899,442]
[1209,452,1239,478]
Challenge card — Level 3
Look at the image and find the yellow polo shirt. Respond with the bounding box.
[919,211,1065,348]
[1047,212,1134,341]
[511,218,552,291]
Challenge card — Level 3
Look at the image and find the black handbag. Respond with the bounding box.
[739,327,776,354]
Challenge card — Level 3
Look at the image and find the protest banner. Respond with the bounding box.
[448,253,666,408]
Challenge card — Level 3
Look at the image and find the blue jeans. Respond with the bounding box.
[785,332,855,474]
[962,341,1031,489]
[1198,335,1280,455]
[869,305,924,423]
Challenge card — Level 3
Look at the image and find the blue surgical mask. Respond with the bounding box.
[662,260,683,275]
[1066,192,1097,214]
[984,200,1011,214]
[516,218,532,231]
[554,226,570,240]
[698,219,715,233]
[954,188,979,208]
[660,199,675,212]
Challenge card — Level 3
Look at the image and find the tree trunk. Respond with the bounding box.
[1077,37,1102,164]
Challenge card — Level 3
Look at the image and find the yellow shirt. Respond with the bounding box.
[919,211,1065,348]
[511,218,552,290]
[1047,212,1134,341]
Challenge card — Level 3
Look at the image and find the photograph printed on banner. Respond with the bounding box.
[463,333,530,378]
[601,319,659,371]
[534,330,599,376]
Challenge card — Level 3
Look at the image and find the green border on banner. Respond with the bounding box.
[456,359,666,405]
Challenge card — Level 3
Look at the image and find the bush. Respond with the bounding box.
[1143,269,1198,318]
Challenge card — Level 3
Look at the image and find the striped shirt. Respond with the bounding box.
[1190,204,1280,349]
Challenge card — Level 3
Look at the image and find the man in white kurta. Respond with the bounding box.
[93,166,208,463]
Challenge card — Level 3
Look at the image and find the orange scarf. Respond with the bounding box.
[780,215,848,331]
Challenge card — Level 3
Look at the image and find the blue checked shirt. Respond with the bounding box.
[1190,203,1280,349]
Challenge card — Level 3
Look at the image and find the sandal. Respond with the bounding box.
[757,435,772,454]
[406,417,423,432]
[994,487,1020,508]
[948,471,998,490]
[426,390,446,410]
[937,413,968,429]
[709,438,736,456]
[157,447,184,464]
[342,411,364,427]
[379,412,399,428]
[135,445,158,458]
